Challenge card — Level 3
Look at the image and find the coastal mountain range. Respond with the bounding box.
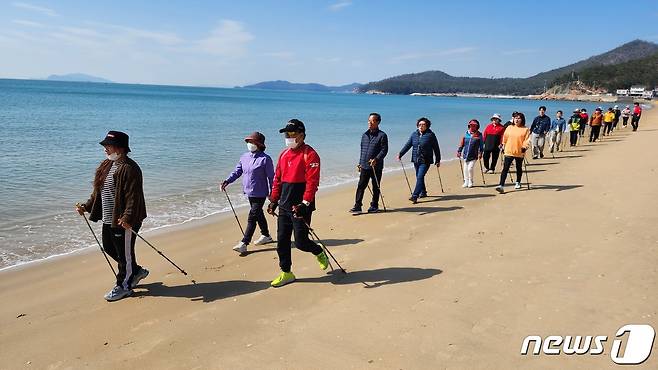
[357,40,658,95]
[240,80,361,92]
[46,73,113,83]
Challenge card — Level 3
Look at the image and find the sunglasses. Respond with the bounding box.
[283,131,300,138]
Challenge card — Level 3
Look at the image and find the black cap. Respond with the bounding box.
[279,119,305,133]
[99,130,131,152]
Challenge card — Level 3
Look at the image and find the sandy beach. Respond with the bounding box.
[1,106,657,369]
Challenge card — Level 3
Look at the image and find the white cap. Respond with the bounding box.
[491,113,502,120]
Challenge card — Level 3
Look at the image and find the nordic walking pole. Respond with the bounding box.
[436,166,444,193]
[398,159,413,196]
[458,158,465,182]
[223,189,245,237]
[523,157,531,190]
[370,167,387,212]
[129,229,189,277]
[77,206,116,277]
[478,158,486,185]
[358,165,373,197]
[271,210,347,274]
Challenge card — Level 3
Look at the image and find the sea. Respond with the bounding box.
[0,78,594,269]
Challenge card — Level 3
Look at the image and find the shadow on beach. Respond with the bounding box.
[135,280,271,303]
[389,206,463,215]
[133,266,442,301]
[241,239,365,256]
[298,266,443,288]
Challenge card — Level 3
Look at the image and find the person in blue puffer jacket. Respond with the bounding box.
[397,117,441,203]
[457,119,484,188]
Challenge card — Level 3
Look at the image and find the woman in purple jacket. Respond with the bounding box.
[221,132,275,254]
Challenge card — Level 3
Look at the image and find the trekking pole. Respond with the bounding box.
[523,157,531,190]
[223,189,245,237]
[370,169,387,212]
[358,165,373,197]
[458,158,465,182]
[272,210,346,274]
[436,166,444,193]
[77,207,117,277]
[399,159,413,196]
[129,229,190,277]
[478,158,486,185]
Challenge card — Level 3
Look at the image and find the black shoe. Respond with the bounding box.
[349,206,362,214]
[539,153,544,158]
[409,196,418,204]
[367,206,379,213]
[419,193,427,198]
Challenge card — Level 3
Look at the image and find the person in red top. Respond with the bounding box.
[267,119,329,287]
[631,102,642,131]
[579,108,589,137]
[482,113,506,173]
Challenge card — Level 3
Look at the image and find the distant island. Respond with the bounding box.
[240,80,361,93]
[46,73,113,83]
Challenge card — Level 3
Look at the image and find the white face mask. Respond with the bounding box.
[106,152,119,161]
[246,143,258,152]
[285,137,298,149]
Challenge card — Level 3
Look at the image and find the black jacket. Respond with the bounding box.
[358,129,388,170]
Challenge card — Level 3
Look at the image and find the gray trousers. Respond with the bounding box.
[531,133,546,158]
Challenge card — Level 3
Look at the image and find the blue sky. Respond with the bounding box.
[1,0,657,86]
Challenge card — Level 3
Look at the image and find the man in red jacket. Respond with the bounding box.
[267,119,329,287]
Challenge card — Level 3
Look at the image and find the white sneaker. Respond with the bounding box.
[253,235,273,245]
[462,181,468,188]
[232,241,248,253]
[495,185,504,194]
[515,182,522,189]
[104,285,133,302]
[487,170,494,174]
[467,180,473,188]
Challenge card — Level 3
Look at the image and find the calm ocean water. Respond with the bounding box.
[0,79,590,269]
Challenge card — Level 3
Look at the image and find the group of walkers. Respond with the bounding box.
[76,102,644,301]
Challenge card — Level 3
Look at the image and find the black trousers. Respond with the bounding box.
[354,166,383,208]
[631,115,640,131]
[589,125,601,142]
[603,122,613,135]
[483,149,500,171]
[612,119,619,130]
[570,131,579,146]
[276,210,322,273]
[622,116,629,126]
[242,197,269,244]
[102,223,141,290]
[579,123,586,136]
[499,156,523,186]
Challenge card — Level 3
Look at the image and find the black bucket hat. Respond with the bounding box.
[99,130,131,152]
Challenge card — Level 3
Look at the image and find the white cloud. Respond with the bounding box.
[263,51,295,59]
[195,20,254,56]
[315,56,342,63]
[12,2,58,17]
[11,19,44,27]
[329,0,352,11]
[501,49,538,56]
[439,47,476,56]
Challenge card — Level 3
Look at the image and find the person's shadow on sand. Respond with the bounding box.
[298,267,443,288]
[134,267,442,301]
[135,280,271,303]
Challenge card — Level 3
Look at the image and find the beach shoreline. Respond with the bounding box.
[1,105,656,369]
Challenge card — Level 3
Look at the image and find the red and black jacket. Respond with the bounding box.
[270,143,320,211]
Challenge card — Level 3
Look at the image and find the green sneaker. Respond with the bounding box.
[316,251,329,270]
[271,271,296,287]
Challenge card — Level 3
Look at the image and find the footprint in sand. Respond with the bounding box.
[131,319,159,332]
